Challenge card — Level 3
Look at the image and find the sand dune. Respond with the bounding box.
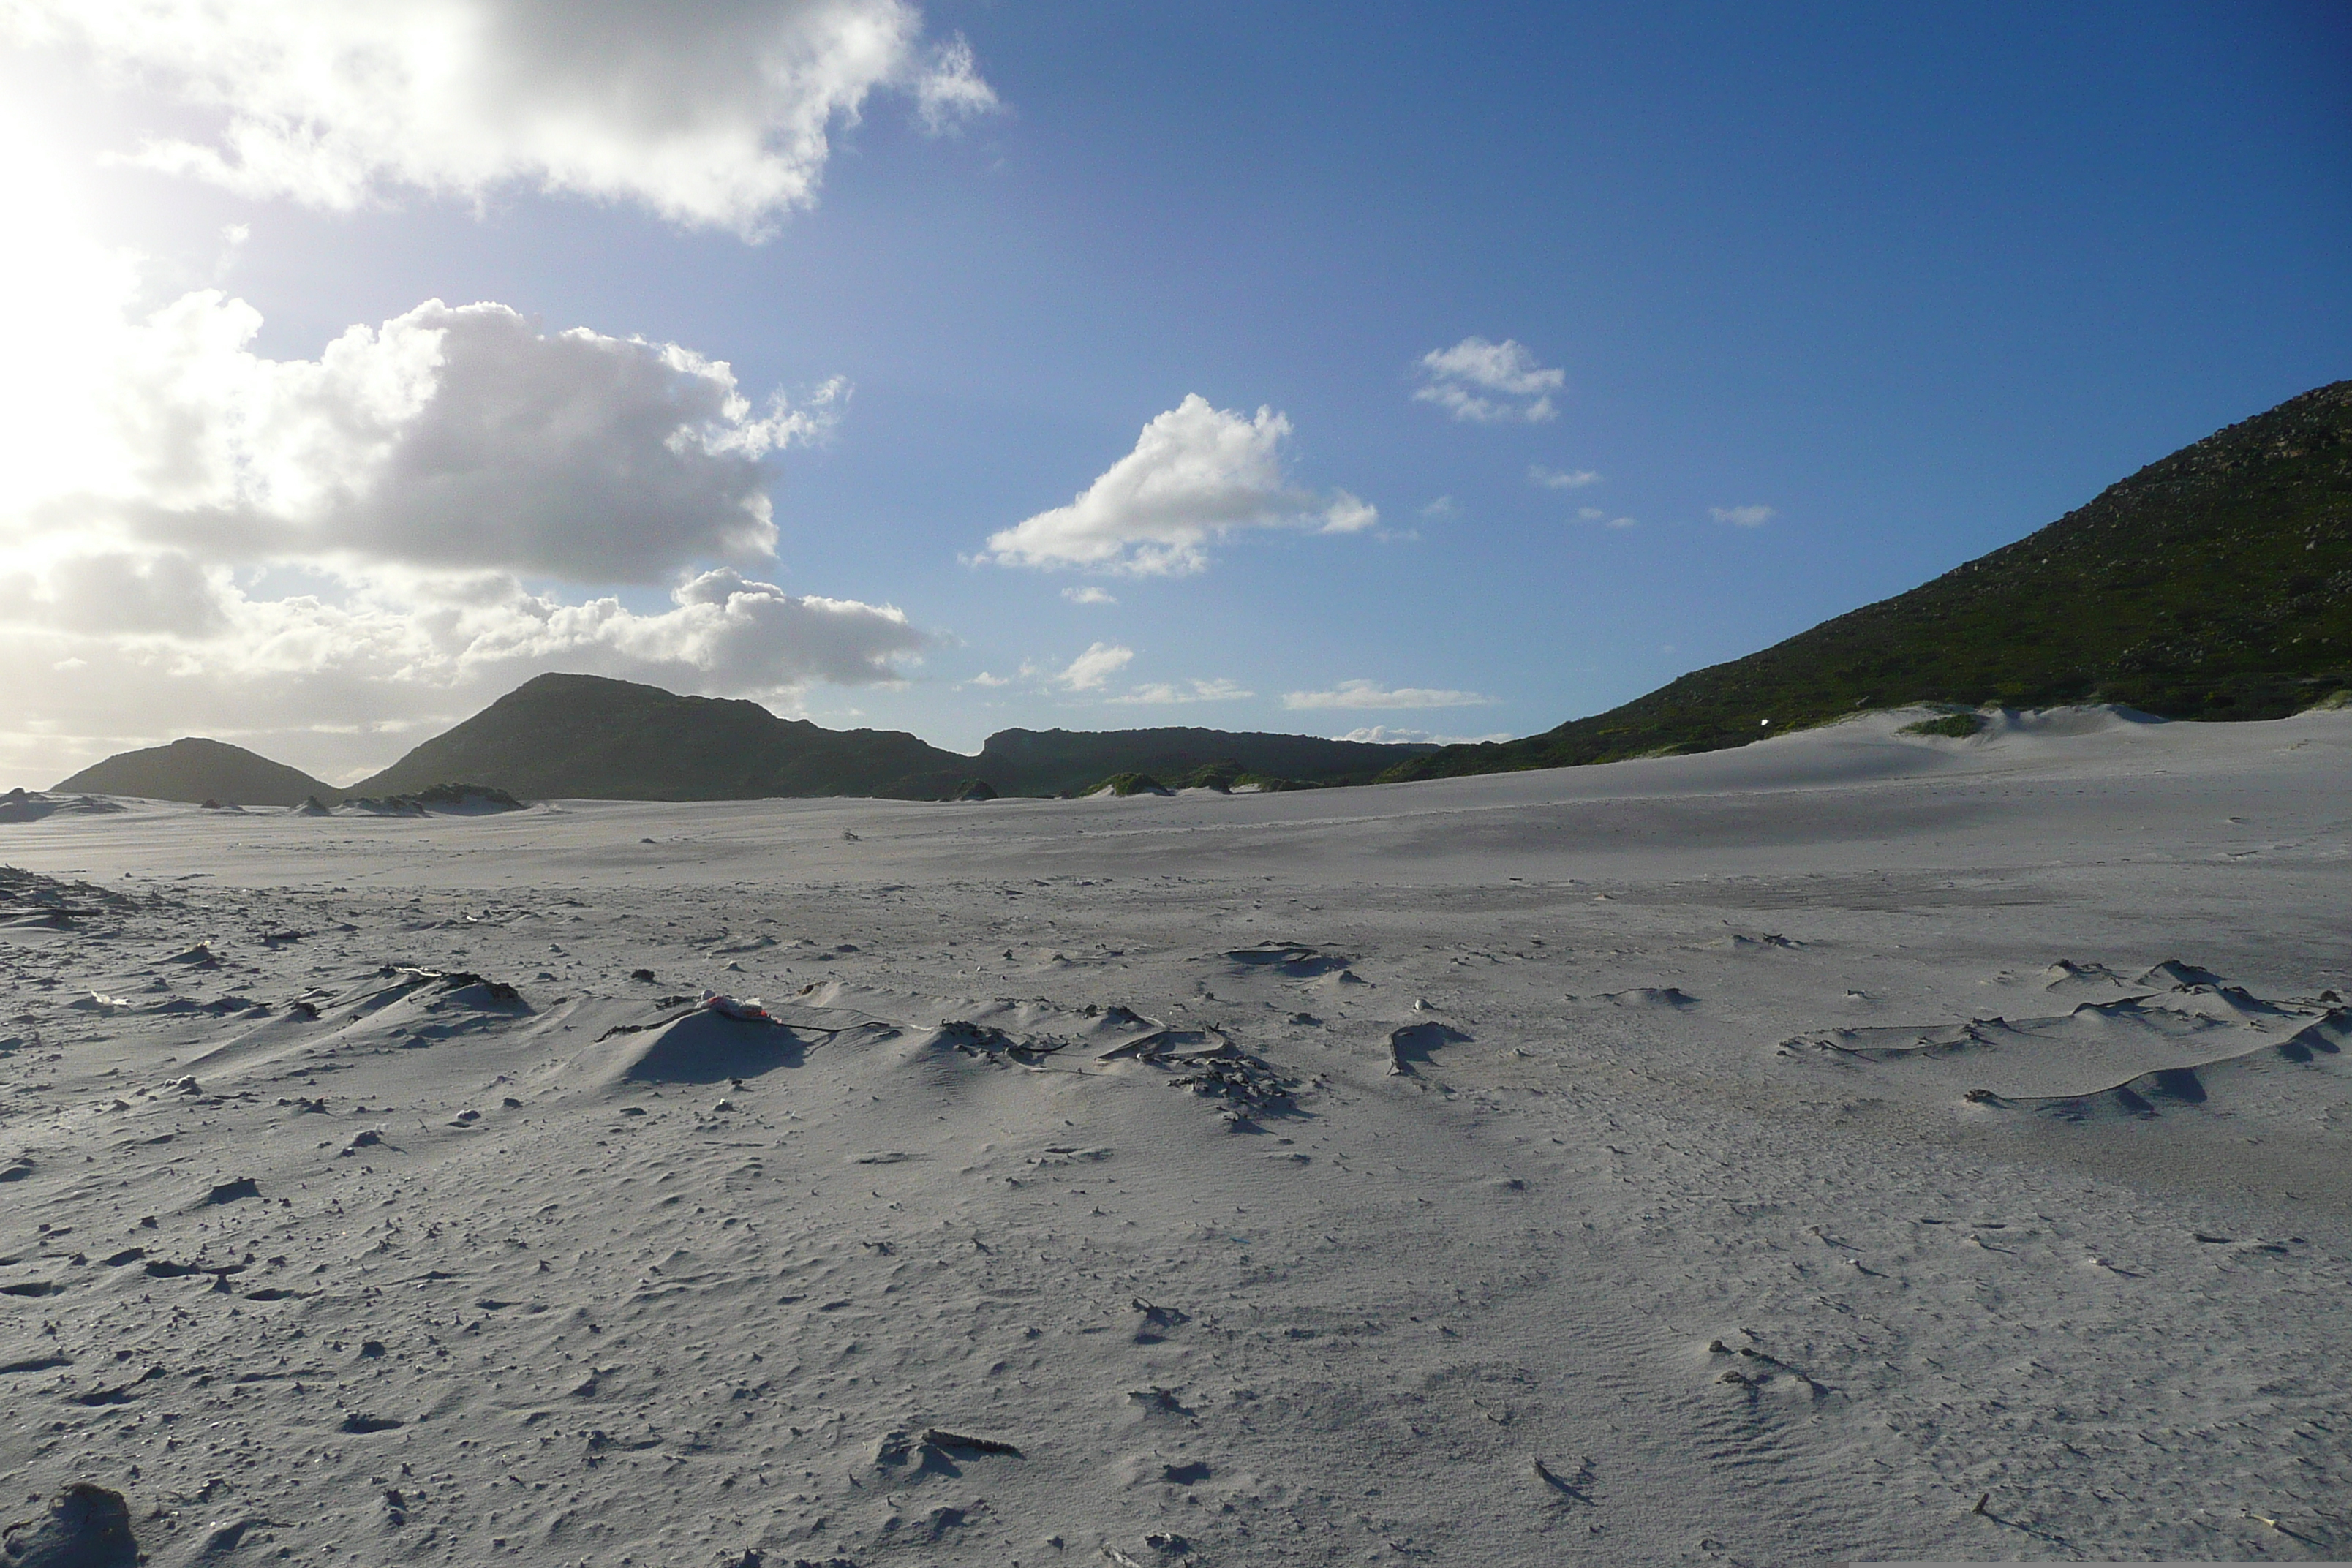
[1,706,2348,1564]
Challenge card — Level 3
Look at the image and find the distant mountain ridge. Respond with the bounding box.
[334,674,1439,802]
[61,385,2342,804]
[1384,380,2352,783]
[53,737,339,808]
[347,674,968,802]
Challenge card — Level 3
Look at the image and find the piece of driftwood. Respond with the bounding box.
[921,1428,1022,1458]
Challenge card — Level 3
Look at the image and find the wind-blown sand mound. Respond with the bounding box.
[1790,974,2351,1114]
[0,705,2347,1564]
[0,789,125,824]
[595,998,814,1085]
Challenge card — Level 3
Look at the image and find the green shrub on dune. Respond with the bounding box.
[1092,772,1173,797]
[1899,712,1989,739]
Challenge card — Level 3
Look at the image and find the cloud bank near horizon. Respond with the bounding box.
[1283,679,1497,711]
[1336,724,1515,746]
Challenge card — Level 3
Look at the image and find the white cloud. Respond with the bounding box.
[913,33,997,133]
[4,274,839,584]
[981,395,1375,576]
[963,671,1010,687]
[1337,725,1514,745]
[0,147,928,783]
[570,568,924,687]
[1711,504,1776,527]
[1577,507,1605,521]
[0,562,924,689]
[1529,465,1600,490]
[15,0,995,238]
[1104,678,1252,705]
[0,550,231,638]
[1060,585,1117,606]
[1055,641,1134,690]
[1420,496,1457,519]
[1414,337,1563,423]
[1321,492,1378,534]
[1283,680,1496,711]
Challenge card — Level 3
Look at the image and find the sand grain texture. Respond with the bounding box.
[1,706,2348,1564]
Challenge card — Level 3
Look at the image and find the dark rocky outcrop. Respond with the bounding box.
[2,1482,138,1567]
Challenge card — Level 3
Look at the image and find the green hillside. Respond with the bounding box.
[1386,380,2352,783]
[53,737,341,807]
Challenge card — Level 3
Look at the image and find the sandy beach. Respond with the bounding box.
[3,706,2348,1565]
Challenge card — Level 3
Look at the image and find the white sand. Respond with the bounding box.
[2,706,2348,1565]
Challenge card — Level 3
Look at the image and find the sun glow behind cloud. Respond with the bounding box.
[0,117,929,780]
[12,0,998,238]
[0,113,139,528]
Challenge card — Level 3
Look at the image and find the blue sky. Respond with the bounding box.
[1,1,2345,781]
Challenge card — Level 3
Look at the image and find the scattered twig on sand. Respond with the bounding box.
[921,1428,1022,1458]
[2244,1509,2324,1546]
[1531,1455,1594,1503]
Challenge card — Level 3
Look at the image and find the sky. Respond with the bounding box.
[1,1,2345,787]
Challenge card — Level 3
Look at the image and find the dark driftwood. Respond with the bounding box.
[920,1428,1022,1458]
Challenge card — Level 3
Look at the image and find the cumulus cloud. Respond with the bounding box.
[15,0,996,238]
[1104,678,1252,705]
[0,154,927,782]
[1529,465,1600,490]
[15,288,836,584]
[1711,504,1776,527]
[1060,585,1117,606]
[554,568,926,687]
[1414,337,1563,423]
[1055,641,1134,690]
[981,396,1375,576]
[1282,680,1496,711]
